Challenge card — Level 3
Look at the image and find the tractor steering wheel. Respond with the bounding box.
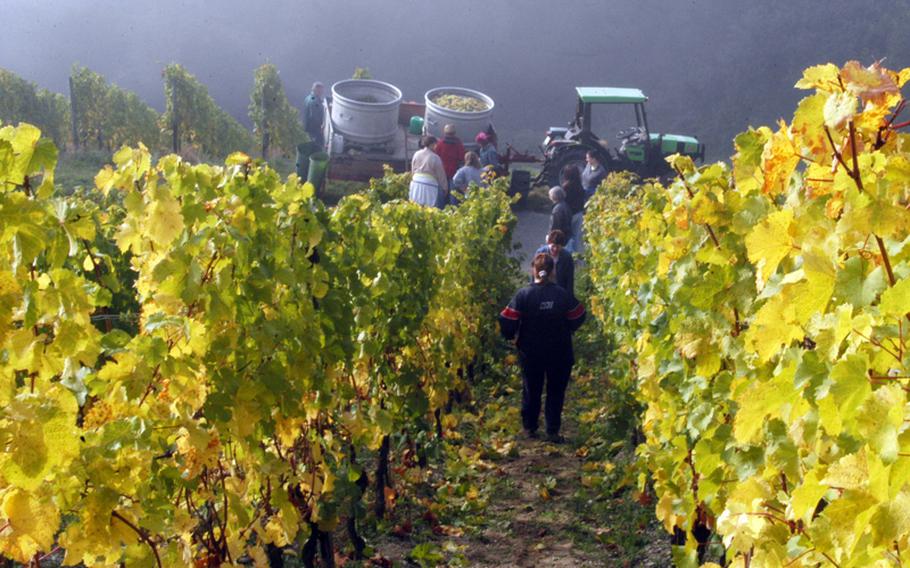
[616,126,643,141]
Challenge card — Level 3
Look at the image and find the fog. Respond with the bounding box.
[2,0,906,159]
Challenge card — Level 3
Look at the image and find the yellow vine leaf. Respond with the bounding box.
[794,63,840,91]
[823,451,868,491]
[828,354,871,426]
[733,364,797,444]
[745,209,794,290]
[0,488,60,562]
[792,94,829,162]
[732,127,771,193]
[841,60,900,105]
[879,276,910,319]
[146,187,183,247]
[787,469,827,522]
[761,121,800,195]
[870,490,910,547]
[0,395,79,491]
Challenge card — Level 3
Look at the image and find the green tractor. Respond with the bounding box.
[538,87,705,185]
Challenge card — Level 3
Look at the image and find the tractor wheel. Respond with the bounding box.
[548,147,589,187]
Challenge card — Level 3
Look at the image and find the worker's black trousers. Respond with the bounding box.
[519,353,573,435]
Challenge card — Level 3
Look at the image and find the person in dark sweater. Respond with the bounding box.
[499,253,586,443]
[561,164,585,254]
[548,186,572,239]
[582,150,607,202]
[303,82,326,148]
[562,164,585,215]
[535,230,575,299]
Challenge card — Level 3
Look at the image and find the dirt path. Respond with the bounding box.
[512,209,550,264]
[366,367,670,567]
[359,211,671,567]
[463,412,603,567]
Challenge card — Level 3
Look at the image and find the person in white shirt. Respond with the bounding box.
[409,136,449,208]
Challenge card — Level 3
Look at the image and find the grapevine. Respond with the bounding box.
[249,64,306,159]
[0,121,515,566]
[586,60,910,566]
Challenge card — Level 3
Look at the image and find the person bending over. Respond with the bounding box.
[499,253,586,443]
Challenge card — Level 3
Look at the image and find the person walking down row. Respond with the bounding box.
[582,150,606,202]
[409,136,449,208]
[535,230,575,299]
[499,253,586,443]
[452,151,484,196]
[562,165,585,254]
[548,186,573,240]
[304,82,326,149]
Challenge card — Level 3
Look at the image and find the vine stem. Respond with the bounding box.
[37,546,61,562]
[820,550,842,568]
[848,121,864,192]
[672,164,720,247]
[876,236,897,286]
[111,511,162,568]
[827,122,907,320]
[81,239,113,332]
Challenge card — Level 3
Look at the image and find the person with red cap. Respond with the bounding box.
[476,131,500,169]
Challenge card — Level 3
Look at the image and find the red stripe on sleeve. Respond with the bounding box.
[567,303,586,320]
[500,306,521,320]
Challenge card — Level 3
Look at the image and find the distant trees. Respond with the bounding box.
[0,68,70,147]
[248,63,306,158]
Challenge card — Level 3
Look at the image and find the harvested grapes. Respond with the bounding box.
[431,93,489,112]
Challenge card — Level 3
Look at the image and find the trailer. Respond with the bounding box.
[326,101,425,183]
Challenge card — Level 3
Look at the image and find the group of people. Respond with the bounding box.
[305,81,593,443]
[408,125,500,208]
[302,81,500,209]
[499,152,608,443]
[548,151,606,254]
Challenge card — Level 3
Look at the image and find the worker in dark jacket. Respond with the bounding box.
[548,186,572,240]
[535,230,575,299]
[561,165,585,254]
[499,253,586,443]
[582,150,607,202]
[304,82,326,148]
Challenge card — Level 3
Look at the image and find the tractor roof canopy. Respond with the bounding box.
[576,87,648,104]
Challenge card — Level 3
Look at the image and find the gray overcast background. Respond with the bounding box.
[1,0,906,159]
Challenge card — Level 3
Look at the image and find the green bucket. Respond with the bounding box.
[296,142,319,178]
[307,151,330,190]
[409,115,425,136]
